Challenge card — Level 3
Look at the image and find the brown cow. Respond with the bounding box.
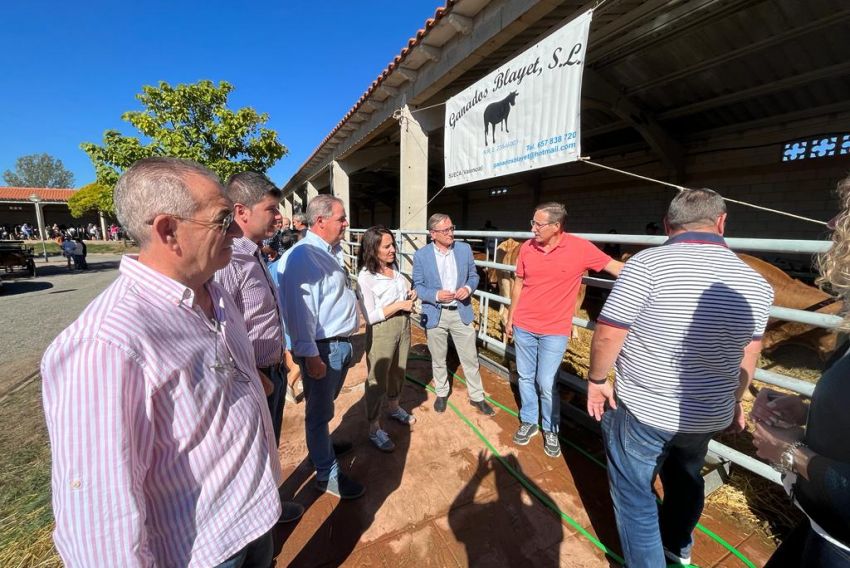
[489,238,587,339]
[737,254,842,360]
[620,249,841,360]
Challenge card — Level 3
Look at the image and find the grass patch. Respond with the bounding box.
[27,240,138,256]
[0,379,60,567]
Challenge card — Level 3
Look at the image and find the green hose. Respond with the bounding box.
[405,355,757,568]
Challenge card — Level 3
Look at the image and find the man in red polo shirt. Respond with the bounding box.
[506,202,622,457]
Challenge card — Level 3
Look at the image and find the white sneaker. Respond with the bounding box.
[663,548,691,565]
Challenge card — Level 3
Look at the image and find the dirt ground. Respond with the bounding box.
[270,326,777,567]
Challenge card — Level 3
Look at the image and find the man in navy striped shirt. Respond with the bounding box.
[587,188,773,568]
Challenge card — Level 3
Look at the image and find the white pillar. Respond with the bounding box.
[330,160,352,272]
[305,179,319,203]
[99,211,108,241]
[281,193,293,220]
[33,201,48,261]
[399,104,429,275]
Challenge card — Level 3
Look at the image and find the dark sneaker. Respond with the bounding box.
[469,399,495,416]
[434,396,448,413]
[543,431,561,458]
[369,429,395,452]
[277,500,305,524]
[513,422,539,445]
[315,473,365,500]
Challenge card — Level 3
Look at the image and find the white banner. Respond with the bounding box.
[444,10,592,187]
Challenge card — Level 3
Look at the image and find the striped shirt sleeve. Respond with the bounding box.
[752,285,774,339]
[43,338,155,567]
[598,257,654,329]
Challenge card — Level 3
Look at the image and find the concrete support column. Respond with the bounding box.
[99,211,108,242]
[305,179,319,203]
[399,104,428,276]
[330,160,352,272]
[281,193,293,220]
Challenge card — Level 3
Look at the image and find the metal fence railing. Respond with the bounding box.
[344,228,838,485]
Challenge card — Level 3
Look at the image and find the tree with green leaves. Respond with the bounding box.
[78,80,287,215]
[68,182,112,219]
[3,153,75,188]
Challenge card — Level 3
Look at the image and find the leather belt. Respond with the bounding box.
[440,305,458,310]
[316,336,351,343]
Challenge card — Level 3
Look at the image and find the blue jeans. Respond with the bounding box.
[513,326,569,433]
[601,403,717,568]
[213,529,273,568]
[298,339,352,482]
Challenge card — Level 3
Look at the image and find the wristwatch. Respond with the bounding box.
[777,441,805,474]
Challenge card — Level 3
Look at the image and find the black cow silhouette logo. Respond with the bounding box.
[484,91,518,146]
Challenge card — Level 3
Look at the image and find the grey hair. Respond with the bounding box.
[306,194,343,226]
[535,202,567,226]
[427,213,451,231]
[113,157,221,247]
[292,212,307,225]
[666,188,726,230]
[224,171,281,208]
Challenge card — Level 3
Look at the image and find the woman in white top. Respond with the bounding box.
[357,226,418,452]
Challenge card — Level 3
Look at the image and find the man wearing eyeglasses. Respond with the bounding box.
[213,171,304,525]
[41,158,284,567]
[413,213,495,416]
[506,202,623,458]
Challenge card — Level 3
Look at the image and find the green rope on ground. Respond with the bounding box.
[403,372,626,565]
[406,354,757,568]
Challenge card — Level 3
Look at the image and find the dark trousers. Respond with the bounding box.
[765,518,850,567]
[263,364,286,448]
[213,529,273,568]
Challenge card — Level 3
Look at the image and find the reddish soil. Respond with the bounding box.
[271,326,776,567]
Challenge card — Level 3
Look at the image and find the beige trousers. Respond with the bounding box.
[425,308,485,401]
[365,314,411,422]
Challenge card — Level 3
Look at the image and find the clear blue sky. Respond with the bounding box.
[0,0,444,188]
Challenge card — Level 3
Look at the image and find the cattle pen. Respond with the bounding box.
[344,227,838,488]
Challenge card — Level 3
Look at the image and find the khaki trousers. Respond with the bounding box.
[365,314,411,422]
[425,308,485,401]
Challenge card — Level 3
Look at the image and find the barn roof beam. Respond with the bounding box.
[583,69,685,179]
[657,60,850,121]
[625,9,850,96]
[589,0,761,68]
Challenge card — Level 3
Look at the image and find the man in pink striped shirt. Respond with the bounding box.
[41,158,283,568]
[214,170,303,524]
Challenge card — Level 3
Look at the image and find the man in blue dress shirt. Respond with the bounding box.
[278,194,364,500]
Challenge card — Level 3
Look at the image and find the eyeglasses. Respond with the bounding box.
[150,211,235,234]
[431,225,456,234]
[530,219,557,229]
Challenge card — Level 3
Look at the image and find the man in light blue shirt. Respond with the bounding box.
[277,194,364,500]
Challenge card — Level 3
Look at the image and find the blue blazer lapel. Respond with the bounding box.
[427,244,440,286]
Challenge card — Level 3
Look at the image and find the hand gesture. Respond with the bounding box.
[398,299,414,312]
[750,388,808,429]
[724,402,746,434]
[437,290,455,303]
[407,289,418,302]
[305,355,327,380]
[257,369,275,397]
[586,381,617,421]
[454,287,470,301]
[752,422,804,464]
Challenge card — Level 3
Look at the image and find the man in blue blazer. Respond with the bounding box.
[413,213,495,415]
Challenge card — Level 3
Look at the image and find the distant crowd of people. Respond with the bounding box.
[40,157,849,567]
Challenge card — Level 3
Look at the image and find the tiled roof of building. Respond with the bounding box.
[0,187,76,202]
[297,1,454,172]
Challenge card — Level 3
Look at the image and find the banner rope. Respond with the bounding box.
[578,157,829,226]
